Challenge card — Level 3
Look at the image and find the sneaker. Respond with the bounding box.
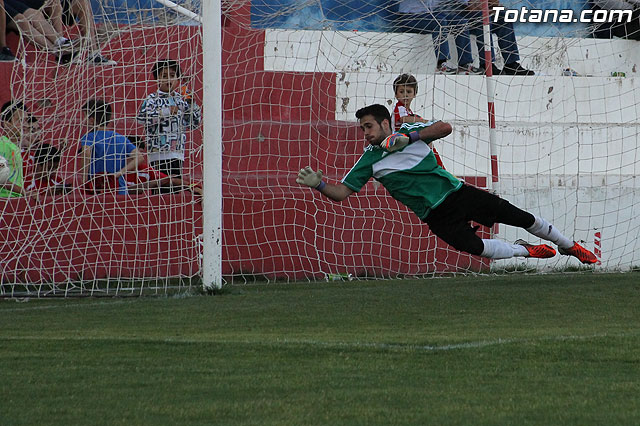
[479,64,502,76]
[58,39,74,50]
[436,61,457,75]
[515,239,557,259]
[0,46,16,62]
[458,63,483,75]
[558,242,598,264]
[55,52,74,65]
[501,62,535,76]
[87,53,117,66]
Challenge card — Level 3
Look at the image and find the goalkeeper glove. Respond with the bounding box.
[296,166,324,190]
[381,133,409,152]
[381,131,421,152]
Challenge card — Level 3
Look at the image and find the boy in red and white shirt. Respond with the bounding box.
[392,73,445,168]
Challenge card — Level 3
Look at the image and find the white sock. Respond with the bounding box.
[481,239,529,259]
[526,216,573,249]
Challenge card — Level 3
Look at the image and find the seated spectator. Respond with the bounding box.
[0,105,25,197]
[0,100,41,182]
[58,0,116,65]
[25,142,71,194]
[392,0,482,74]
[0,100,48,189]
[78,99,143,194]
[120,160,203,195]
[452,0,534,75]
[591,0,640,40]
[0,0,17,61]
[4,0,75,61]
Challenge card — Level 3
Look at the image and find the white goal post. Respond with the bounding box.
[201,0,223,291]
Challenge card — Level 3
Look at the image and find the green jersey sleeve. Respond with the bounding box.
[341,146,380,192]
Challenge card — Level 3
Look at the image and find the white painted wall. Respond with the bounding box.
[265,30,640,270]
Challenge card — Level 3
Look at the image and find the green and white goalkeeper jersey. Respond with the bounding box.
[341,122,462,220]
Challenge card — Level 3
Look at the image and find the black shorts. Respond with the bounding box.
[4,0,46,17]
[149,158,183,194]
[424,184,534,255]
[149,158,183,178]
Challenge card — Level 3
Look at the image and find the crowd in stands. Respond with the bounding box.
[393,0,534,75]
[0,60,203,199]
[1,0,639,199]
[0,0,115,63]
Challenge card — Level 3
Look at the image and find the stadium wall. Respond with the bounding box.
[2,19,640,283]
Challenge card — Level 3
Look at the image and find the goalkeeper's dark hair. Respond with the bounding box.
[355,104,392,127]
[393,73,418,94]
[83,99,112,126]
[33,143,61,167]
[1,100,28,123]
[152,59,181,79]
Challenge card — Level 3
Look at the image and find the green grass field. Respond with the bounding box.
[2,273,640,425]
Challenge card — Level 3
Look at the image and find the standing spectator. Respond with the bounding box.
[452,0,534,75]
[137,60,201,181]
[0,0,17,61]
[391,73,445,168]
[591,0,640,40]
[79,99,143,194]
[393,0,482,74]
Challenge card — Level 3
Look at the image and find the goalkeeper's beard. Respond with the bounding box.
[368,136,384,146]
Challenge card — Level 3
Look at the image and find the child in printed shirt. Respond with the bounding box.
[137,59,201,180]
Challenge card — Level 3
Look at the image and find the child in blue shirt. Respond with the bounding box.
[79,99,142,194]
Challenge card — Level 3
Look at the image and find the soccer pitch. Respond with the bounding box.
[1,273,639,425]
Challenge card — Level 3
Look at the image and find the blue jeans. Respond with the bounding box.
[452,11,521,68]
[393,12,460,64]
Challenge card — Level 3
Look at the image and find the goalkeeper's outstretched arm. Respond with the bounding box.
[381,120,453,151]
[296,166,354,201]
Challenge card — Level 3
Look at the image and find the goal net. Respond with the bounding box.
[1,0,639,296]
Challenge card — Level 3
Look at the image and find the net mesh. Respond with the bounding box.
[1,0,639,295]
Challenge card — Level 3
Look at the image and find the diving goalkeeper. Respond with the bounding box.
[295,104,597,264]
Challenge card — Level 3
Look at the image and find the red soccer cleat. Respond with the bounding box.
[515,239,557,259]
[558,242,598,264]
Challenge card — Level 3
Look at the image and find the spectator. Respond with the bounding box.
[0,104,25,197]
[137,60,201,182]
[393,0,482,74]
[4,0,74,60]
[452,0,534,75]
[122,158,203,196]
[591,0,640,40]
[391,73,446,168]
[58,0,116,65]
[79,99,143,194]
[0,100,40,184]
[0,0,17,61]
[26,143,70,194]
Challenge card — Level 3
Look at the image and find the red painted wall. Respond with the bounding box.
[0,14,489,285]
